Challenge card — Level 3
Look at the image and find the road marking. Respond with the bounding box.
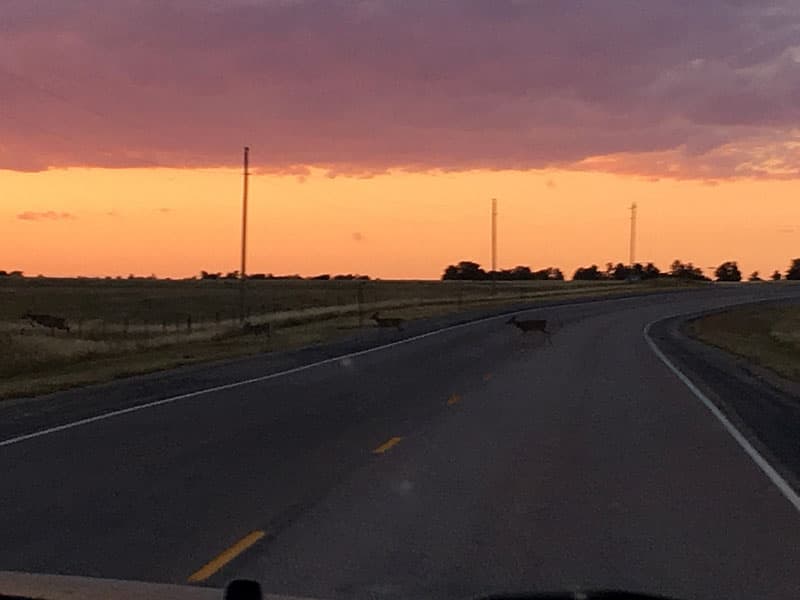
[187,530,265,583]
[0,294,665,449]
[447,393,462,406]
[372,436,403,454]
[643,319,800,514]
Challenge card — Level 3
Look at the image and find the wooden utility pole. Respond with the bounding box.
[239,146,250,321]
[629,202,637,265]
[491,198,497,296]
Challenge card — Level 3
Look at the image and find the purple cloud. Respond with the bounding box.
[1,1,800,178]
[17,210,75,221]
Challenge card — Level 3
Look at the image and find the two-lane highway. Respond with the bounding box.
[3,286,800,600]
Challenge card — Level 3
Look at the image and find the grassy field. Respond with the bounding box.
[3,277,696,399]
[689,303,800,382]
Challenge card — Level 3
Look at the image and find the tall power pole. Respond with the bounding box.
[629,202,637,266]
[239,146,250,321]
[491,198,498,296]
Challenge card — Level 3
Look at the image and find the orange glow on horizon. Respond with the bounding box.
[1,167,798,280]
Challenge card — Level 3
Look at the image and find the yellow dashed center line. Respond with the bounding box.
[447,393,462,406]
[188,530,265,583]
[372,436,403,455]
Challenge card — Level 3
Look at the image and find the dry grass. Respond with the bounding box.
[689,304,800,382]
[2,277,698,399]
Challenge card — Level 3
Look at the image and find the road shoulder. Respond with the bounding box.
[647,303,800,495]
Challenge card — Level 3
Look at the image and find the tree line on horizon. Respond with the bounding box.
[199,270,371,281]
[3,259,800,282]
[441,259,800,282]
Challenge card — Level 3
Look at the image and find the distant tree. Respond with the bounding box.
[200,270,222,280]
[223,270,240,279]
[670,260,708,281]
[335,274,371,280]
[771,270,782,281]
[310,274,331,280]
[0,270,7,277]
[534,267,564,280]
[786,258,800,280]
[715,261,742,282]
[508,266,533,280]
[748,271,761,282]
[442,261,488,281]
[642,262,661,280]
[573,265,604,281]
[610,263,630,281]
[248,273,267,280]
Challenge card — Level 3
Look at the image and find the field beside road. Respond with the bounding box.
[3,276,695,399]
[689,300,800,382]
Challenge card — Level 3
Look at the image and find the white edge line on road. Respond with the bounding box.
[643,319,800,514]
[0,294,636,449]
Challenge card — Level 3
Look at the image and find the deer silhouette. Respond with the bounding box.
[22,311,70,332]
[371,312,404,331]
[507,315,551,344]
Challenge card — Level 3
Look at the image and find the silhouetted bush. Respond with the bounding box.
[715,261,742,282]
[748,271,762,282]
[642,263,661,280]
[771,270,782,281]
[442,261,488,280]
[443,261,565,281]
[533,267,564,280]
[573,265,605,281]
[332,274,371,280]
[669,260,709,281]
[786,258,800,280]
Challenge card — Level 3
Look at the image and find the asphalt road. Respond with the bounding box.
[3,285,800,600]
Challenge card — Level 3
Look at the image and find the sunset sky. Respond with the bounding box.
[2,1,800,279]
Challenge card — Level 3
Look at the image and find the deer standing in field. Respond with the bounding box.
[507,315,552,345]
[371,312,404,331]
[22,311,70,332]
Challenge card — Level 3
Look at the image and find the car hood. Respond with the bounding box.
[0,571,311,600]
